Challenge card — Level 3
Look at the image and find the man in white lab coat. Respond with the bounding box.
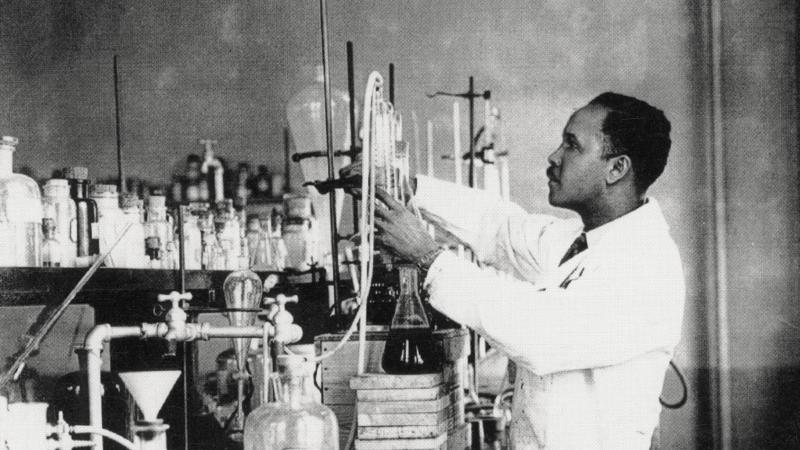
[372,92,685,449]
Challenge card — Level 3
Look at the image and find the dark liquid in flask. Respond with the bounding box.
[381,328,442,374]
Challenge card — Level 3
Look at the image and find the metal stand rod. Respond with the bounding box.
[113,55,125,194]
[283,127,291,193]
[468,76,475,187]
[389,63,395,105]
[317,0,342,324]
[347,41,359,235]
[176,207,189,450]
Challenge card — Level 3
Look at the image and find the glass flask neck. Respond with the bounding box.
[148,207,167,222]
[398,265,420,299]
[0,147,13,176]
[70,180,89,199]
[284,375,305,409]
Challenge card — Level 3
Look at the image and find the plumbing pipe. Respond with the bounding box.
[84,322,275,450]
[84,325,143,450]
[71,425,136,450]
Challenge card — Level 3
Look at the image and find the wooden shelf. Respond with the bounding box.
[0,267,326,307]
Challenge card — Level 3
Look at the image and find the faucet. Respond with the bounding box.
[199,139,224,202]
[158,291,192,341]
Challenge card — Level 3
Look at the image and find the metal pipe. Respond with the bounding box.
[175,211,189,450]
[84,322,272,450]
[705,0,731,448]
[85,325,143,450]
[317,0,342,325]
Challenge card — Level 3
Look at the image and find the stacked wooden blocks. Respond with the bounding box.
[350,372,468,450]
[315,329,470,449]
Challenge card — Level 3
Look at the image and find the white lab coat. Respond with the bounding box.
[414,176,685,450]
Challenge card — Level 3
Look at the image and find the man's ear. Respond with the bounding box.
[606,154,632,185]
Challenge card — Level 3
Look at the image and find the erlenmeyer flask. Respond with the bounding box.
[381,265,442,374]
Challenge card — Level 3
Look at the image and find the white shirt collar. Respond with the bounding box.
[583,198,665,248]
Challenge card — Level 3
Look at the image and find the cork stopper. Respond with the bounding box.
[148,195,166,210]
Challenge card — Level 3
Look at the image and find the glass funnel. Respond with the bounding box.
[223,270,263,372]
[244,354,338,450]
[382,265,442,374]
[223,269,263,439]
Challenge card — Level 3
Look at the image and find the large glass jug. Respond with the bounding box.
[244,354,338,450]
[286,64,354,273]
[382,265,442,374]
[0,136,42,266]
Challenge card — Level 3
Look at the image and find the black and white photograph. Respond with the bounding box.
[0,1,796,449]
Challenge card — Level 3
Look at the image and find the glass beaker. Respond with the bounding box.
[244,354,338,450]
[381,265,442,374]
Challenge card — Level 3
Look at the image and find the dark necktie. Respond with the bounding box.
[559,232,587,266]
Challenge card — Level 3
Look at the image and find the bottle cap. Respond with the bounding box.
[90,184,118,197]
[44,178,69,188]
[42,217,56,233]
[63,167,89,180]
[148,195,166,209]
[1,136,18,149]
[121,193,141,209]
[145,236,161,250]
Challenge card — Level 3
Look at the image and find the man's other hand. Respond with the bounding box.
[374,188,439,263]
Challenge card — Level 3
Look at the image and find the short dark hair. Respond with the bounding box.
[588,92,672,193]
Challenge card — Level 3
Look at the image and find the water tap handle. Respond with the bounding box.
[157,291,192,324]
[264,294,302,344]
[276,294,298,309]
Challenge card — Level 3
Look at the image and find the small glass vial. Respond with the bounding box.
[144,195,172,269]
[245,215,262,269]
[43,178,77,267]
[119,194,147,268]
[244,354,338,450]
[41,218,62,267]
[91,184,126,267]
[63,166,99,267]
[214,200,241,270]
[179,207,203,270]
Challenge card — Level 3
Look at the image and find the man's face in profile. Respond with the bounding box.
[546,104,610,212]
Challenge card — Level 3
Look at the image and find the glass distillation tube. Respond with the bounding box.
[381,265,442,374]
[244,354,339,450]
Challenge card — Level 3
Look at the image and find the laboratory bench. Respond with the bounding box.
[0,266,332,449]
